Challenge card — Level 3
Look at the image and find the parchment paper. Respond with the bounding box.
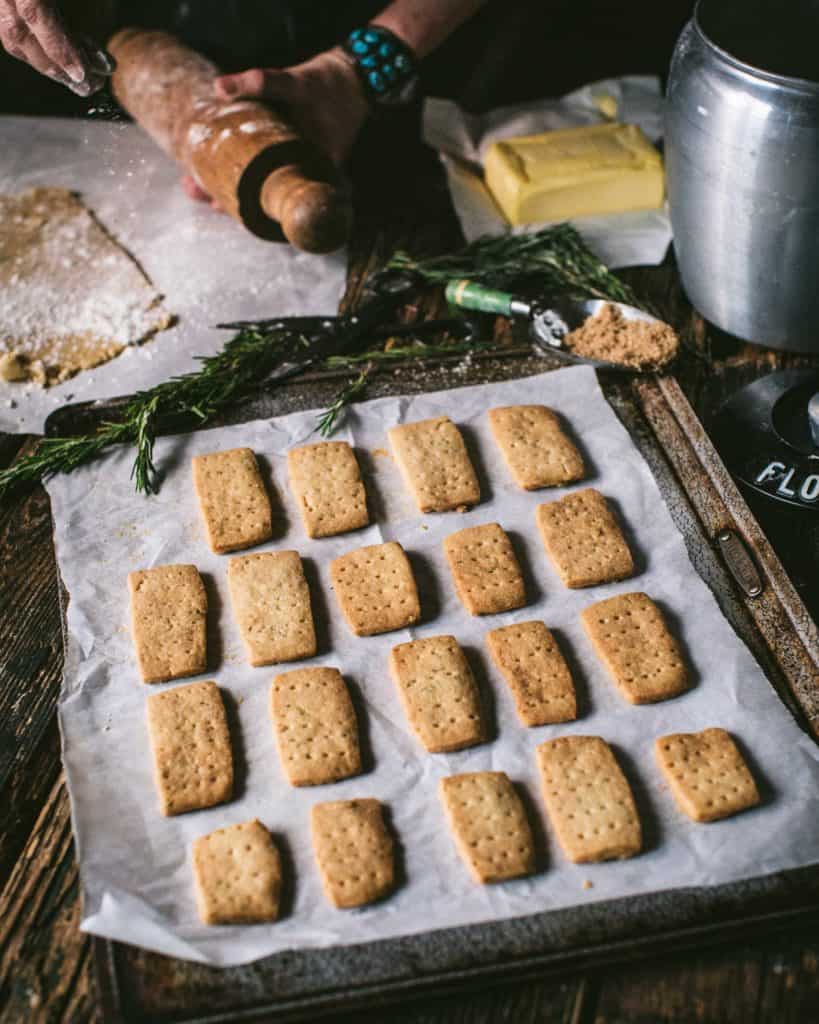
[48,366,819,967]
[423,76,672,268]
[0,116,346,434]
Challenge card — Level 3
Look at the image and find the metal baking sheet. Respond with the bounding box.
[43,354,819,1021]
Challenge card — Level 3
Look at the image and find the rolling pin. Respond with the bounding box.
[107,28,353,253]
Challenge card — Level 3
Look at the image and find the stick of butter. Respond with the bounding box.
[484,122,664,226]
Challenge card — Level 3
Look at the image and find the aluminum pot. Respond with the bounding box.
[666,0,819,352]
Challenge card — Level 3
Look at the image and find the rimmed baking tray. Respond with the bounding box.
[46,351,819,1023]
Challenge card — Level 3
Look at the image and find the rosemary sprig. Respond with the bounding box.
[0,226,650,500]
[316,368,371,437]
[0,425,130,494]
[389,223,648,310]
[0,323,297,499]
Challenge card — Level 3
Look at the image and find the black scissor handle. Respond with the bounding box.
[364,266,424,299]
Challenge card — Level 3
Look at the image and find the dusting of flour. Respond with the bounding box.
[0,187,172,386]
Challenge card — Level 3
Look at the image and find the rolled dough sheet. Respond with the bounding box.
[0,187,172,386]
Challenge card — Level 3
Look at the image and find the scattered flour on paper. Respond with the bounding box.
[0,187,173,386]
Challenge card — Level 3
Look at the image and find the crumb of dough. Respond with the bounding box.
[563,303,679,370]
[0,352,28,381]
[582,879,594,890]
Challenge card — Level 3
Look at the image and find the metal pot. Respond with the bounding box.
[666,0,819,352]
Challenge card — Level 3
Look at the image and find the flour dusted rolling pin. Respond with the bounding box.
[107,28,352,253]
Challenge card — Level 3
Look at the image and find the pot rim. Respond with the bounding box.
[694,0,819,93]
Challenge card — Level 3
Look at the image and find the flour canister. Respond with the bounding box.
[665,0,819,353]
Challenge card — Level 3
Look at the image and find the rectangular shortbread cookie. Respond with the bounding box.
[270,667,361,786]
[443,522,526,615]
[488,405,585,490]
[128,563,207,684]
[439,771,535,883]
[146,680,233,815]
[536,488,635,588]
[329,541,420,636]
[192,447,273,553]
[192,819,281,925]
[581,592,689,704]
[537,735,642,863]
[388,415,480,512]
[655,728,760,822]
[311,798,395,908]
[288,441,370,538]
[486,620,577,726]
[389,635,484,752]
[227,550,316,666]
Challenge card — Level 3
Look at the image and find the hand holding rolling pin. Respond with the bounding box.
[4,0,487,252]
[0,0,113,95]
[178,0,488,206]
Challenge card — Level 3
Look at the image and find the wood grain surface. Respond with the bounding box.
[1,123,819,1024]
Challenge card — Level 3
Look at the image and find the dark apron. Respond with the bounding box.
[119,1,384,71]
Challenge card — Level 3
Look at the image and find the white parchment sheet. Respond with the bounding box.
[423,76,672,268]
[0,116,346,434]
[48,366,819,967]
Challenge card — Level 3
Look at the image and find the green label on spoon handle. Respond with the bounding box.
[445,279,515,316]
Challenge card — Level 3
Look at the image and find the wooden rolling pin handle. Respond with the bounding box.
[260,171,352,255]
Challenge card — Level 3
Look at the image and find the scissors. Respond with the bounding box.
[217,268,479,384]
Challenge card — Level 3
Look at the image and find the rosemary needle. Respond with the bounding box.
[316,368,371,437]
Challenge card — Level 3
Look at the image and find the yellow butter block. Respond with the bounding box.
[484,122,664,226]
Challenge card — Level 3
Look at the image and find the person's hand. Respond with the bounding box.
[216,47,369,166]
[0,0,103,94]
[181,47,369,204]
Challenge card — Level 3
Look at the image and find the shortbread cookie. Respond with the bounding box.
[311,798,395,908]
[655,728,760,822]
[192,819,281,925]
[443,522,526,615]
[439,771,535,883]
[128,563,207,683]
[536,488,634,588]
[537,735,641,862]
[330,541,420,636]
[192,447,272,553]
[146,680,233,815]
[388,415,480,512]
[389,635,483,752]
[270,667,361,786]
[486,620,577,726]
[581,592,688,704]
[288,441,369,538]
[489,405,585,489]
[228,551,316,666]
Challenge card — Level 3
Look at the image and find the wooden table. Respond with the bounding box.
[2,124,819,1024]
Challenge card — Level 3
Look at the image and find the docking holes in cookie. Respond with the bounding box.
[581,592,688,704]
[440,771,535,883]
[192,819,281,925]
[655,728,760,822]
[388,415,480,512]
[288,441,369,538]
[192,447,272,553]
[330,541,420,636]
[489,404,585,490]
[537,735,641,863]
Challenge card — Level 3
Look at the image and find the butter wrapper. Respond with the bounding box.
[423,76,672,269]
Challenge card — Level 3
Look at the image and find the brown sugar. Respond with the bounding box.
[563,303,679,370]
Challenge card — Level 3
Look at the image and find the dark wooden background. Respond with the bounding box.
[2,2,819,1020]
